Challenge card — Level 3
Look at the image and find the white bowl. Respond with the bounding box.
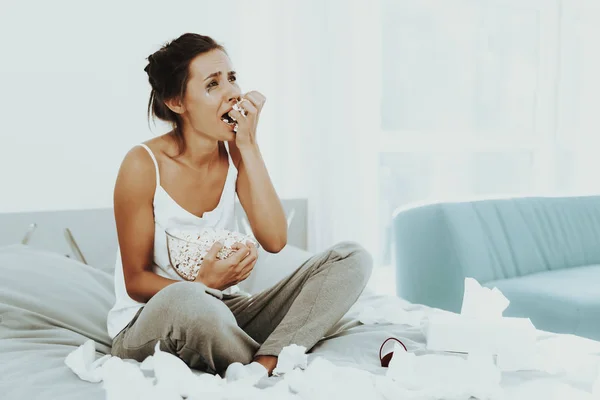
[165,228,258,281]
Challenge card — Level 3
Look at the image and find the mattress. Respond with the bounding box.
[1,244,599,399]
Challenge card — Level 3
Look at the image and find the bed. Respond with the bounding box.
[1,201,600,399]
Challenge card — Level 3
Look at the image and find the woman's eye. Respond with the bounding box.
[207,81,218,89]
[229,75,237,83]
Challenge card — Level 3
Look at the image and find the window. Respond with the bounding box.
[376,0,600,267]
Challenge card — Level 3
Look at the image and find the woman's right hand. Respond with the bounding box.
[194,241,258,291]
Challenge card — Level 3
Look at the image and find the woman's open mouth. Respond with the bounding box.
[221,111,236,125]
[221,111,238,132]
[221,100,247,132]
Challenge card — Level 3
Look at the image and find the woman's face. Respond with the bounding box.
[177,49,241,141]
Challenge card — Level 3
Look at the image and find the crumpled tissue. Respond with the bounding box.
[425,277,538,371]
[460,277,510,319]
[65,340,317,399]
[283,357,381,400]
[64,339,111,383]
[66,337,597,400]
[65,340,227,399]
[65,341,384,400]
[100,356,156,400]
[385,342,503,400]
[273,344,308,376]
[151,342,215,397]
[528,335,600,385]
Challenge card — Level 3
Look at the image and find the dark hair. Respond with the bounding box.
[144,33,226,154]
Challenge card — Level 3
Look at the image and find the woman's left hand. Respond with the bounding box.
[228,91,266,150]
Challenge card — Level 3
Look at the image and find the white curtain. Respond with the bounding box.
[229,0,600,265]
[231,0,381,256]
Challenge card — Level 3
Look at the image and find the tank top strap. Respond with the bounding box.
[138,143,161,188]
[223,141,236,171]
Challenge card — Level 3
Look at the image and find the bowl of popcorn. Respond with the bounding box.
[165,227,259,281]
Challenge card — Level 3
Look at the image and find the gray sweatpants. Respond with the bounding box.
[111,242,373,375]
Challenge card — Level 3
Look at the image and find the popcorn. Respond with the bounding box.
[221,99,248,134]
[232,101,248,117]
[166,227,258,281]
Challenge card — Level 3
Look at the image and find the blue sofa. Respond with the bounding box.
[392,195,600,341]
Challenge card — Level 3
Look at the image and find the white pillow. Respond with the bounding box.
[0,244,112,397]
[0,244,115,353]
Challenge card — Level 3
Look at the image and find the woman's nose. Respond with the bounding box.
[225,86,242,103]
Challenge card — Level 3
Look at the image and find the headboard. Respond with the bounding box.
[0,199,308,269]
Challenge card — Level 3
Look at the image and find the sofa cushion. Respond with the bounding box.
[485,265,600,340]
[393,196,600,314]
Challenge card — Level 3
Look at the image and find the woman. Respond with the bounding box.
[107,33,373,381]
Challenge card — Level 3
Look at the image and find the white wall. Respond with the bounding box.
[0,0,259,213]
[0,0,381,256]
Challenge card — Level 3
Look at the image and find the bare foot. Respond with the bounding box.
[253,355,278,375]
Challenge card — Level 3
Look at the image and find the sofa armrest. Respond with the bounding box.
[392,204,466,312]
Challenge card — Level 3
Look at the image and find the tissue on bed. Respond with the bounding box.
[101,357,156,400]
[282,357,380,400]
[460,277,510,319]
[273,344,308,376]
[425,277,537,371]
[69,337,597,400]
[64,339,111,383]
[386,342,503,399]
[151,341,227,399]
[65,340,227,399]
[152,341,210,398]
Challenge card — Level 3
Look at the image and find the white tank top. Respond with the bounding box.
[107,142,239,339]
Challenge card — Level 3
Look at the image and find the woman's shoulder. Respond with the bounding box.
[120,142,156,174]
[114,147,156,199]
[115,136,171,195]
[122,135,174,167]
[140,134,177,158]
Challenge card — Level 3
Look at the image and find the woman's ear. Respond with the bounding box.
[164,97,186,115]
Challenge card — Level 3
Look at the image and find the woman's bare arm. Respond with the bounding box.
[113,146,178,303]
[229,142,287,253]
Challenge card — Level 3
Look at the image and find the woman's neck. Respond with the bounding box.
[172,129,222,170]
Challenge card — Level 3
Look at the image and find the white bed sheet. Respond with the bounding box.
[2,245,600,399]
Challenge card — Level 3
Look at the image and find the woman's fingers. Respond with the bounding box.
[240,97,258,114]
[238,257,258,282]
[228,108,245,122]
[228,242,250,266]
[236,243,257,272]
[231,242,246,251]
[243,91,266,111]
[204,241,224,262]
